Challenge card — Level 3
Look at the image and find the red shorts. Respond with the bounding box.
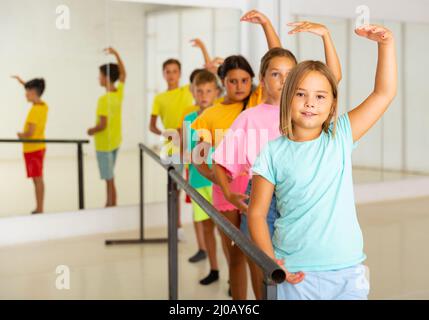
[24,149,46,178]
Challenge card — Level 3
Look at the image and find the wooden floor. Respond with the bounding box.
[1,196,429,299]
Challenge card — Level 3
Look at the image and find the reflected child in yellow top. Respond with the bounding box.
[87,47,126,208]
[12,76,48,214]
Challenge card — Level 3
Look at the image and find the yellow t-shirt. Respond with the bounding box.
[191,85,263,148]
[23,102,49,153]
[94,82,124,152]
[152,85,194,155]
[151,85,194,130]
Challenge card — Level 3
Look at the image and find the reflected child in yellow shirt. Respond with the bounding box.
[87,47,126,208]
[12,76,48,214]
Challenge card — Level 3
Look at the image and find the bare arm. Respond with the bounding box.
[192,141,217,184]
[213,163,248,212]
[104,47,127,83]
[247,175,276,259]
[17,123,36,139]
[190,38,211,66]
[288,22,342,82]
[241,10,281,49]
[87,116,107,136]
[11,75,25,86]
[348,25,397,142]
[248,175,305,284]
[149,115,162,136]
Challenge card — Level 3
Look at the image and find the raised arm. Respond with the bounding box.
[104,47,127,83]
[348,25,397,142]
[288,22,342,82]
[11,75,26,86]
[190,38,211,66]
[241,10,281,49]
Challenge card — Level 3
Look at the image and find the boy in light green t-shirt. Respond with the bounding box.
[87,47,126,207]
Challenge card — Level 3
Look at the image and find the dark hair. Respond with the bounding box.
[99,63,119,83]
[217,55,255,109]
[24,78,45,97]
[189,68,205,83]
[194,70,218,87]
[217,55,255,80]
[259,48,297,78]
[163,58,181,71]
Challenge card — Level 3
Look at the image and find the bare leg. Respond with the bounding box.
[246,257,264,300]
[33,177,44,213]
[106,179,116,207]
[194,221,206,251]
[219,210,247,300]
[202,219,218,270]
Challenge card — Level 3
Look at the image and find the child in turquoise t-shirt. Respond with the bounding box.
[181,70,221,286]
[248,24,397,300]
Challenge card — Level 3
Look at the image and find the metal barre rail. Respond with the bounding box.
[0,138,89,210]
[139,142,285,300]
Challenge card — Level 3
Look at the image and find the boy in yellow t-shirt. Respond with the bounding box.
[87,47,126,207]
[149,58,194,240]
[12,76,48,214]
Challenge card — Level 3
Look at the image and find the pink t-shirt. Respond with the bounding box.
[212,104,281,178]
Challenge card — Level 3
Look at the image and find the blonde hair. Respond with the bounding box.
[259,47,297,79]
[280,60,338,138]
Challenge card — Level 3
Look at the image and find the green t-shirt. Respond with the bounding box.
[94,82,124,152]
[184,111,212,189]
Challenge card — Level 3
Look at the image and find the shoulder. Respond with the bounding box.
[184,110,198,121]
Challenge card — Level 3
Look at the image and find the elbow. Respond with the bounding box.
[336,72,343,83]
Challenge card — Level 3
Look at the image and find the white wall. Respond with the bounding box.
[251,0,429,173]
[0,0,146,159]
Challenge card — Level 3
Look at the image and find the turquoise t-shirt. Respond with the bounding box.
[252,113,366,273]
[184,111,212,189]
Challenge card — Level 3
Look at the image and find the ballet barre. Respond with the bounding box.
[0,138,89,210]
[105,142,286,300]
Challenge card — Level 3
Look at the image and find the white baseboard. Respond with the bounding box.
[0,201,193,247]
[354,177,429,204]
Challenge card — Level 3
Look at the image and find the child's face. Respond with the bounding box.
[261,57,296,104]
[290,71,334,131]
[194,82,218,108]
[163,63,181,86]
[223,69,252,103]
[25,89,39,102]
[99,72,107,87]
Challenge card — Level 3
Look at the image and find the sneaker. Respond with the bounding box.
[188,250,207,263]
[177,228,186,242]
[199,270,219,285]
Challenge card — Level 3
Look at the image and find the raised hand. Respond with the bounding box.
[276,259,305,284]
[240,9,270,26]
[103,47,118,55]
[354,24,393,44]
[204,57,224,74]
[287,21,329,37]
[11,75,25,85]
[190,38,205,49]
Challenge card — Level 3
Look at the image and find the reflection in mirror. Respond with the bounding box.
[0,0,242,217]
